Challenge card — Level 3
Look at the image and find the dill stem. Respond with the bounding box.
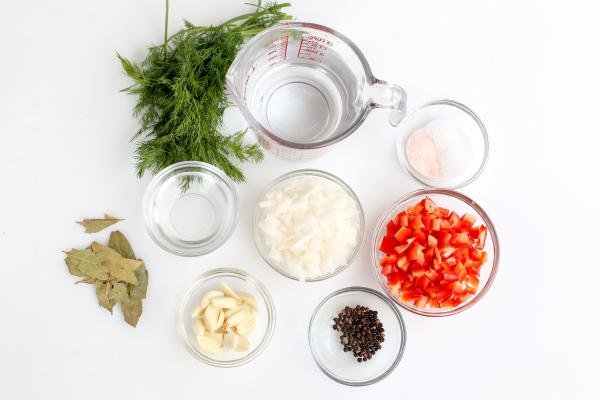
[163,0,170,57]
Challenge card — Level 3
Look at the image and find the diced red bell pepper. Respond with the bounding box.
[461,213,477,228]
[438,231,452,248]
[396,255,409,271]
[378,198,490,310]
[467,274,480,288]
[452,232,470,245]
[394,226,413,243]
[381,264,394,276]
[441,246,455,259]
[379,235,398,255]
[425,269,442,282]
[386,219,398,235]
[455,261,467,280]
[394,243,411,255]
[427,234,438,247]
[414,295,429,308]
[412,229,427,244]
[407,242,425,261]
[443,272,458,282]
[423,198,436,212]
[476,226,488,250]
[437,207,450,217]
[410,214,424,230]
[449,212,460,228]
[415,275,430,290]
[380,254,397,266]
[397,211,409,227]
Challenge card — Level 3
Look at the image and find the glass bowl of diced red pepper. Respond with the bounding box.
[372,189,499,316]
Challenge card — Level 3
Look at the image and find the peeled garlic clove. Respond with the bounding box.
[195,318,206,336]
[235,316,256,337]
[226,310,251,328]
[196,335,223,356]
[209,332,223,346]
[223,332,239,351]
[203,305,221,333]
[224,304,253,319]
[195,290,224,316]
[216,309,225,328]
[235,336,250,352]
[210,296,241,309]
[191,306,203,318]
[238,292,258,310]
[220,282,241,301]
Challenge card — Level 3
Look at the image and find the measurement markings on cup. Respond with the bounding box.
[265,36,289,67]
[298,34,332,63]
[242,63,257,102]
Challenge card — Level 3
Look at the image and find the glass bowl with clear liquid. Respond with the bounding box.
[227,22,407,160]
[142,161,238,256]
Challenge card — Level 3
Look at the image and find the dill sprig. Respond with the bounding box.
[118,1,293,182]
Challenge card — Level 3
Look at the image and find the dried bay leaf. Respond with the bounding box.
[108,281,129,304]
[65,256,86,278]
[121,295,143,327]
[107,230,149,327]
[65,249,109,280]
[91,241,141,285]
[104,258,140,285]
[95,280,114,312]
[131,265,148,299]
[108,230,136,259]
[65,229,148,328]
[109,230,149,298]
[76,214,123,233]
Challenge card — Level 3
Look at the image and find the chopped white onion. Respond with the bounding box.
[258,176,361,280]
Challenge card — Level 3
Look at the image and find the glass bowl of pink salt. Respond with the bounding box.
[396,100,488,189]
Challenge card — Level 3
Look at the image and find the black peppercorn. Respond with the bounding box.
[332,305,385,363]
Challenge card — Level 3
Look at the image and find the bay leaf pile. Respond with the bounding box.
[64,230,148,327]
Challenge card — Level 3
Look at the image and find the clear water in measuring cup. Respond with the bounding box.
[246,62,346,144]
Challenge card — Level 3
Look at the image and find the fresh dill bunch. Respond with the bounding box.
[118,1,293,182]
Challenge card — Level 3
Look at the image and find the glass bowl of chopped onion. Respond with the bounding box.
[177,268,275,367]
[371,189,499,317]
[254,169,365,282]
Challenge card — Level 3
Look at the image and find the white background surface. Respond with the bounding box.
[1,0,599,398]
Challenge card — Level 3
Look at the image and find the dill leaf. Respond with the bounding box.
[118,2,293,182]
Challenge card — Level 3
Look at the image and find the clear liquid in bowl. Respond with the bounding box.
[246,62,346,143]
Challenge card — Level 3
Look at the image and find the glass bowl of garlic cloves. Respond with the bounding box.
[178,268,276,367]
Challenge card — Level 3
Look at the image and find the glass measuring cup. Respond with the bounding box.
[227,22,407,161]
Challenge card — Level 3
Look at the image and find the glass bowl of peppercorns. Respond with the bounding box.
[308,286,407,386]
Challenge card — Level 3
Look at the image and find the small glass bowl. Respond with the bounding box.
[396,99,489,189]
[177,268,276,367]
[372,189,500,317]
[308,287,407,386]
[143,161,238,256]
[254,169,365,282]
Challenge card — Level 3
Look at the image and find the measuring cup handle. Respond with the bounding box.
[369,80,407,127]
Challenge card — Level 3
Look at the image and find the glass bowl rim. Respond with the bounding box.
[371,188,500,317]
[396,99,489,189]
[177,267,276,367]
[308,286,407,386]
[142,160,239,257]
[253,168,366,282]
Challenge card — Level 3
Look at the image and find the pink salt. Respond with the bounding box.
[406,128,441,179]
